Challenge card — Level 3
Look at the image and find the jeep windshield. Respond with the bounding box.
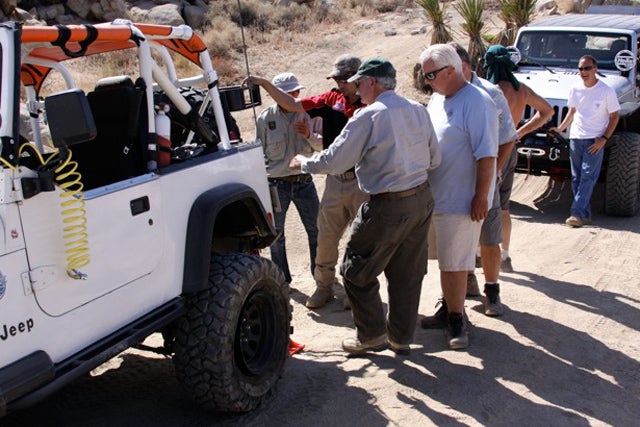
[516,31,630,70]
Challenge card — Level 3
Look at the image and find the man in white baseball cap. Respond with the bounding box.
[256,72,322,289]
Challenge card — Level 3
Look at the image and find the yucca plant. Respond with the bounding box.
[455,0,487,76]
[415,0,453,44]
[496,0,517,46]
[497,0,537,45]
[511,0,537,28]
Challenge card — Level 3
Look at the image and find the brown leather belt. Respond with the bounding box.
[371,180,429,200]
[334,170,356,181]
[270,174,311,183]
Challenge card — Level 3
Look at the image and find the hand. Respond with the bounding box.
[470,195,488,222]
[241,75,265,88]
[588,137,607,154]
[292,121,310,138]
[289,155,304,171]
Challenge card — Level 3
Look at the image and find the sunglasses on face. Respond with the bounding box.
[578,66,594,71]
[423,65,448,81]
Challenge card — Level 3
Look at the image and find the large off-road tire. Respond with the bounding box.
[172,253,290,412]
[604,132,640,216]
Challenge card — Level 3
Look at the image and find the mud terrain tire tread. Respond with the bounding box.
[605,132,640,216]
[172,253,289,412]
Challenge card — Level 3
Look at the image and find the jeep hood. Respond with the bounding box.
[513,69,632,102]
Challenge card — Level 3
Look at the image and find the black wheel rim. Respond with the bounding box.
[235,287,277,376]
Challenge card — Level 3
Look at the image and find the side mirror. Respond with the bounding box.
[44,88,97,149]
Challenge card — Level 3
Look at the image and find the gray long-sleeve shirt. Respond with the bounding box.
[300,90,441,194]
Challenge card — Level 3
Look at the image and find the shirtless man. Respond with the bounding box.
[483,45,554,273]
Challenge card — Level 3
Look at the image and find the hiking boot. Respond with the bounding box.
[420,298,448,329]
[446,312,469,350]
[581,217,592,226]
[342,334,388,354]
[565,215,583,228]
[388,338,411,355]
[484,283,504,317]
[342,296,351,310]
[500,257,513,273]
[305,287,334,309]
[466,273,481,297]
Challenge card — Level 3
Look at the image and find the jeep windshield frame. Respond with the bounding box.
[516,30,631,70]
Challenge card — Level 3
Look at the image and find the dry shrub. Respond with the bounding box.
[203,16,245,58]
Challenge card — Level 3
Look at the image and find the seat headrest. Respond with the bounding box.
[94,75,134,90]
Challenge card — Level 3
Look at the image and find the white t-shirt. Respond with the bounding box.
[568,79,620,139]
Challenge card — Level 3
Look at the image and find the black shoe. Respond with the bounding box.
[420,298,448,329]
[484,283,504,316]
[446,312,469,350]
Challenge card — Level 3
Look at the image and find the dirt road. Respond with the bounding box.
[3,174,639,426]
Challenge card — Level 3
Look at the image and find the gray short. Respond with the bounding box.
[433,213,482,271]
[480,206,502,246]
[499,148,518,211]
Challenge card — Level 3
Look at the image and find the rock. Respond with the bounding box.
[36,3,63,20]
[66,0,91,19]
[183,4,205,29]
[0,0,17,16]
[129,1,185,26]
[384,28,397,36]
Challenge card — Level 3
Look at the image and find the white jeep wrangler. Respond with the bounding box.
[0,20,289,416]
[511,5,640,216]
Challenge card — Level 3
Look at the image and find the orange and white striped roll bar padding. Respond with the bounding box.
[20,23,210,93]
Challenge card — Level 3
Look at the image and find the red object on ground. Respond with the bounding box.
[288,339,305,356]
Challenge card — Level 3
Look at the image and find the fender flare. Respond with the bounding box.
[182,183,276,294]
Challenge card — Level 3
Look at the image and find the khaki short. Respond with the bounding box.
[432,213,482,271]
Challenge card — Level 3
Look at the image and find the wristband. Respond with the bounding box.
[601,135,609,141]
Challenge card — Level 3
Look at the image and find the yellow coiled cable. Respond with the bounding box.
[17,143,90,279]
[50,149,90,279]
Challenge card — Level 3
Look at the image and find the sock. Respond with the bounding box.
[484,282,500,294]
[501,249,509,261]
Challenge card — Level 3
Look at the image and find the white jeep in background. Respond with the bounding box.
[511,5,640,216]
[0,20,289,417]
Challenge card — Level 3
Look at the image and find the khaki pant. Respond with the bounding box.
[314,174,369,289]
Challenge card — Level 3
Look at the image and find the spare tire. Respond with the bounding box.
[172,253,290,412]
[604,132,640,216]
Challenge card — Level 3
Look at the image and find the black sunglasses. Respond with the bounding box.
[423,66,448,81]
[578,65,595,71]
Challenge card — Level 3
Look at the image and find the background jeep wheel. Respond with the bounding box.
[605,132,640,216]
[173,253,289,412]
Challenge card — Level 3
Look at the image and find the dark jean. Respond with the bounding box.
[269,177,320,284]
[570,138,604,220]
[341,184,434,345]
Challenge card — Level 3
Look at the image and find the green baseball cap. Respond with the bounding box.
[347,57,396,83]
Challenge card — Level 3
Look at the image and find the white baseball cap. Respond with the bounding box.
[272,72,304,93]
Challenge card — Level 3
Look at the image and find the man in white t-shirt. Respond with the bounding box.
[551,55,620,228]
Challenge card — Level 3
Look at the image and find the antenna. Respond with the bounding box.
[236,0,259,123]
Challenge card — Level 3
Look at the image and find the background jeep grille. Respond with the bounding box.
[523,104,569,130]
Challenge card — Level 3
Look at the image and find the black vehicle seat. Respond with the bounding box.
[70,75,146,190]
